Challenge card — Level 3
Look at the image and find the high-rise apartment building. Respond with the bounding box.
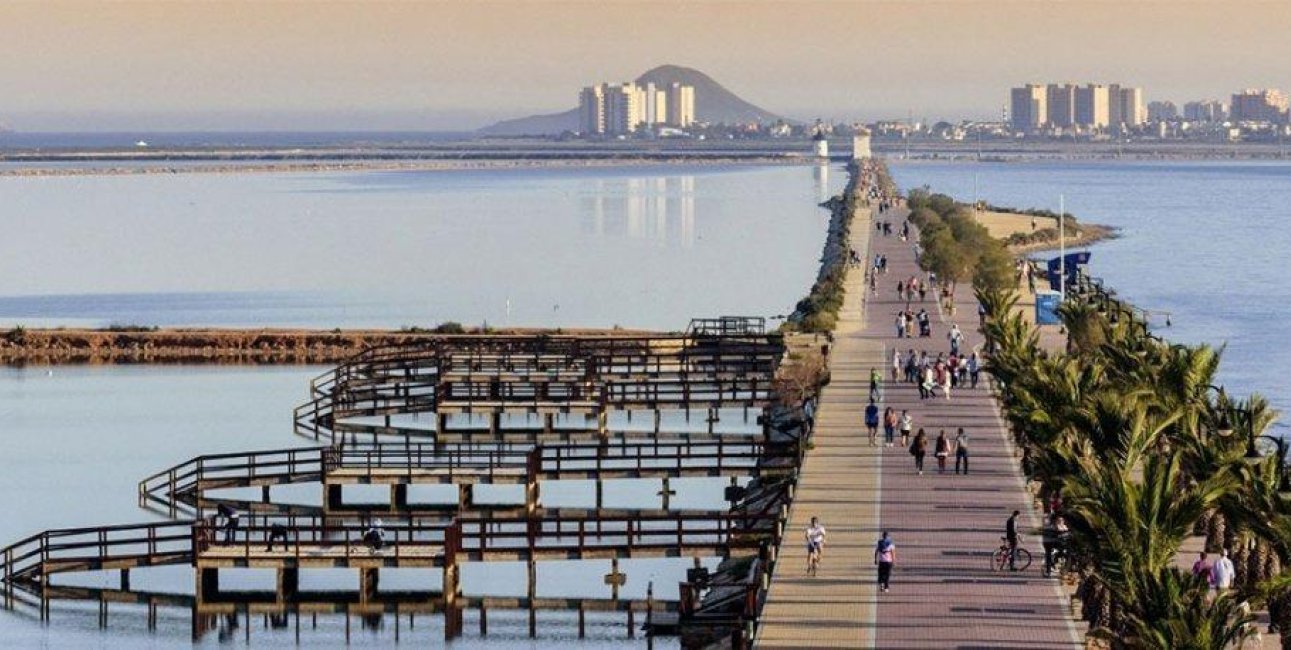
[1047,84,1077,128]
[1109,85,1146,128]
[667,82,695,128]
[578,85,606,135]
[578,80,695,135]
[1010,84,1047,132]
[1230,89,1289,123]
[1074,84,1111,129]
[603,83,643,135]
[1184,100,1227,123]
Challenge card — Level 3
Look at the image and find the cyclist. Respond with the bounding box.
[1005,510,1021,570]
[805,516,826,576]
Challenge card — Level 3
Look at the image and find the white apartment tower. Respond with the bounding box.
[603,83,643,135]
[578,85,606,135]
[579,80,695,135]
[667,82,695,128]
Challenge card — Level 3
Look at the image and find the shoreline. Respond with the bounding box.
[0,325,657,366]
[0,154,821,178]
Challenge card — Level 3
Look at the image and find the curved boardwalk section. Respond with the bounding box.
[756,180,1082,648]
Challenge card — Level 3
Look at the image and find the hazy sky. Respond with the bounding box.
[2,0,1289,131]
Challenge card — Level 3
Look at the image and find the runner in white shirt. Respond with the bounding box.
[805,516,827,576]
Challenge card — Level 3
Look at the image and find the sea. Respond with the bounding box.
[0,160,841,647]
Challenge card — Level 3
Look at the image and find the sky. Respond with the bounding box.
[1,0,1290,131]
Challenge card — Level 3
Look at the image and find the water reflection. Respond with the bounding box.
[580,175,696,248]
[813,164,830,204]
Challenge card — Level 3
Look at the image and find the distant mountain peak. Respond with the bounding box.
[479,64,787,136]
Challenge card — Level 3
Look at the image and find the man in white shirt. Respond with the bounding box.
[1212,548,1235,592]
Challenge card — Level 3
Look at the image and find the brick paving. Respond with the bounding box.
[757,202,1083,648]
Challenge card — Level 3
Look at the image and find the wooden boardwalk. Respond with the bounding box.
[757,203,1083,648]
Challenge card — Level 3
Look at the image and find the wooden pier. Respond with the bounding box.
[4,320,812,646]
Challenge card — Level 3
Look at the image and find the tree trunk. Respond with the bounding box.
[1207,512,1227,551]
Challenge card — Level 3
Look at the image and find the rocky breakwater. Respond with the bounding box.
[0,326,646,365]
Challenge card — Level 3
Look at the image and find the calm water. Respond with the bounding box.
[0,163,840,330]
[0,163,835,645]
[891,160,1291,429]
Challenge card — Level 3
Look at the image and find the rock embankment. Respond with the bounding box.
[0,327,646,365]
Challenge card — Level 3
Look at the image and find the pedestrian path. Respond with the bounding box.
[755,206,883,649]
[756,202,1083,648]
[864,211,1081,648]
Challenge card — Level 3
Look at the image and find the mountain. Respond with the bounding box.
[478,64,787,136]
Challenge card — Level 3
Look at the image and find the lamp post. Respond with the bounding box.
[1245,433,1291,495]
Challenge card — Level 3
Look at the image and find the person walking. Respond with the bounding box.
[968,353,981,389]
[939,362,953,400]
[869,368,882,402]
[805,516,827,575]
[934,430,951,473]
[910,429,928,475]
[899,410,913,447]
[865,399,880,446]
[874,531,897,593]
[1212,549,1236,593]
[948,323,964,357]
[1192,551,1212,584]
[891,348,901,382]
[883,407,898,447]
[954,427,970,474]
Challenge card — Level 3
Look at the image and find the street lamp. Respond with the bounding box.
[1244,433,1291,495]
[1208,384,1234,438]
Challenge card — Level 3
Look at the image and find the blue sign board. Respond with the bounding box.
[1036,291,1063,325]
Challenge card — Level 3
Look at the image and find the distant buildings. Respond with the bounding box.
[1010,82,1145,133]
[1148,101,1178,122]
[1184,100,1227,123]
[1009,84,1047,132]
[1229,89,1289,123]
[578,81,696,136]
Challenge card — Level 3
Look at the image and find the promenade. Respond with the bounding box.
[756,201,1082,648]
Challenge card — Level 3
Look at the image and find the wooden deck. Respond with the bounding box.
[757,198,1084,647]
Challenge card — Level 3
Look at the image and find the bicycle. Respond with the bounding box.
[991,537,1032,572]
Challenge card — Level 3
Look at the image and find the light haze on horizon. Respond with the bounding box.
[2,0,1290,131]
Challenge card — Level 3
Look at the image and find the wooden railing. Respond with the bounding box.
[0,521,195,585]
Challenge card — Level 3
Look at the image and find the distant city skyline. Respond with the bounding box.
[2,1,1291,131]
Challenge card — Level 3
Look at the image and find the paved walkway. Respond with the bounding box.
[756,204,882,648]
[756,199,1082,648]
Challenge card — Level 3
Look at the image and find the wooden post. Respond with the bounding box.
[197,567,220,602]
[119,568,130,592]
[458,484,474,513]
[479,605,488,636]
[392,484,408,510]
[277,568,298,603]
[359,567,379,603]
[325,484,343,513]
[443,522,461,641]
[527,559,537,638]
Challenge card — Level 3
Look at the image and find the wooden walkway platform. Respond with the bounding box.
[757,200,1083,647]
